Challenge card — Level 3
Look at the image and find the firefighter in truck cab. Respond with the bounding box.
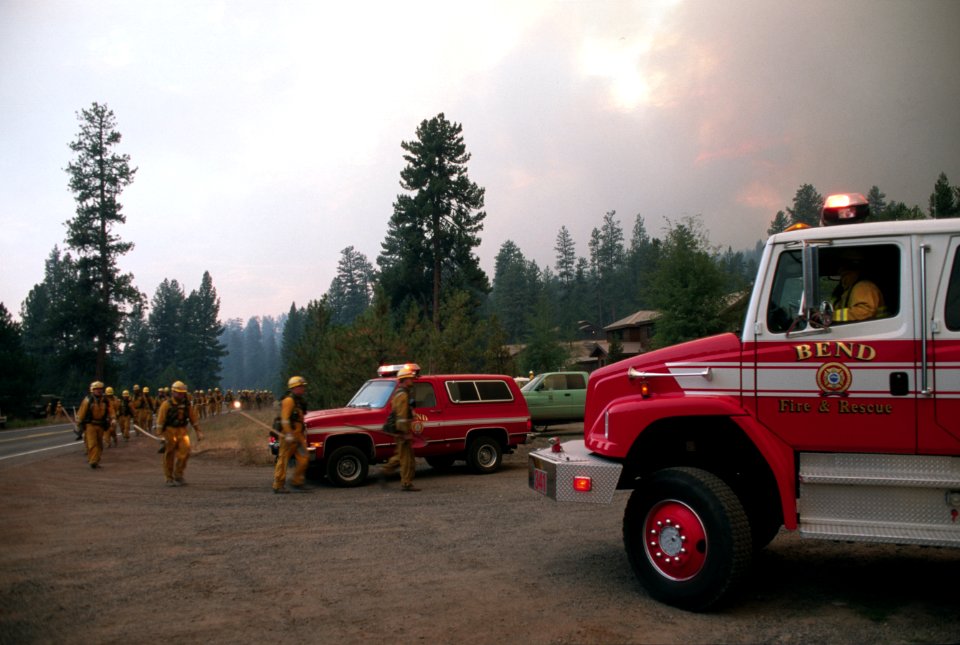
[529,192,960,611]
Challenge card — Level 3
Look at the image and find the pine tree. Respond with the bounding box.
[63,102,139,379]
[327,246,376,326]
[491,240,533,343]
[866,186,887,220]
[378,113,489,330]
[148,279,186,382]
[647,217,727,347]
[767,210,790,236]
[119,300,150,386]
[786,184,824,227]
[20,247,87,394]
[181,272,226,387]
[930,172,957,218]
[554,226,576,288]
[0,303,35,416]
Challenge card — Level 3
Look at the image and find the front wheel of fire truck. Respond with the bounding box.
[325,446,369,488]
[622,467,752,612]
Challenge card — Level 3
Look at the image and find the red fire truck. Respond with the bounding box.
[529,194,960,611]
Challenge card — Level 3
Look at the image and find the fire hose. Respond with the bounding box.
[132,423,163,442]
[231,408,426,448]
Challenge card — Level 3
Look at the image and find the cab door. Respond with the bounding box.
[752,239,917,453]
[924,236,960,452]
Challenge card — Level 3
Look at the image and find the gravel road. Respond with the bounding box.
[1,428,959,644]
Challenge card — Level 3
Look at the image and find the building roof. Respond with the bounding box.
[604,310,660,332]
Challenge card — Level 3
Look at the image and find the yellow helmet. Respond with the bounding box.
[143,386,150,394]
[105,386,114,396]
[122,390,130,397]
[288,376,307,389]
[397,367,416,380]
[90,381,105,392]
[171,381,188,393]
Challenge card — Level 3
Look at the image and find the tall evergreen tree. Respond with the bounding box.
[286,300,333,409]
[63,102,139,378]
[625,213,659,311]
[148,279,185,383]
[327,246,376,326]
[261,315,282,393]
[930,172,957,218]
[180,271,226,387]
[377,113,489,330]
[647,217,727,347]
[20,247,86,394]
[866,186,887,220]
[588,210,625,325]
[767,210,790,236]
[554,226,576,289]
[279,304,306,386]
[119,299,150,387]
[0,303,35,416]
[491,240,534,343]
[786,184,824,227]
[219,318,245,389]
[242,317,265,388]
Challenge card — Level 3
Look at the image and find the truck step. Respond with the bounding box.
[798,453,960,548]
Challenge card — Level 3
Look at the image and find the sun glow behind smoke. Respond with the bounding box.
[578,0,683,111]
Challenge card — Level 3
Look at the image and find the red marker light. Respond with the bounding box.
[573,476,592,492]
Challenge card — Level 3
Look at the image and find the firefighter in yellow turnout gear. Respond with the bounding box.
[273,376,309,494]
[76,381,114,469]
[380,366,420,491]
[157,381,204,486]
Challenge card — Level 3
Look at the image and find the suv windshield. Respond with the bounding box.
[346,380,396,408]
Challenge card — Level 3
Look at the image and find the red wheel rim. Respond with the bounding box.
[643,499,708,581]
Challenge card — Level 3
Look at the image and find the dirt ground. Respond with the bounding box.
[1,418,959,645]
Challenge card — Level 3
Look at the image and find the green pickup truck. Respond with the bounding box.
[520,371,588,429]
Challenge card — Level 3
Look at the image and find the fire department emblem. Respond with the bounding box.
[816,362,852,395]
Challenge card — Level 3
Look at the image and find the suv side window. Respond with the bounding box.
[446,380,514,403]
[411,383,436,408]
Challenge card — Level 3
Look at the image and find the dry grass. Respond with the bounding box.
[195,406,277,466]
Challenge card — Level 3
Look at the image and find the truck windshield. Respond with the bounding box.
[521,375,545,392]
[346,380,396,409]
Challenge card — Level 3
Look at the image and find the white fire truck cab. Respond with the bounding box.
[529,194,960,611]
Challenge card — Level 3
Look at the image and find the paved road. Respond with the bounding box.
[0,423,84,463]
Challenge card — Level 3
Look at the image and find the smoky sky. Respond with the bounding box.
[1,0,957,321]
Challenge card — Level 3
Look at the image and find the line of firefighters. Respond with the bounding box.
[65,385,275,428]
[73,381,275,486]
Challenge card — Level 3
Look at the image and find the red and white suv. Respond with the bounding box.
[271,364,532,487]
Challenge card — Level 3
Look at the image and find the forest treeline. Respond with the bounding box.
[1,103,958,414]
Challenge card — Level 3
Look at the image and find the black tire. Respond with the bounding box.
[466,436,502,474]
[425,455,456,471]
[325,446,369,487]
[622,467,752,612]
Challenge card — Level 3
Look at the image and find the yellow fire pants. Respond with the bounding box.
[273,430,309,490]
[162,426,193,482]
